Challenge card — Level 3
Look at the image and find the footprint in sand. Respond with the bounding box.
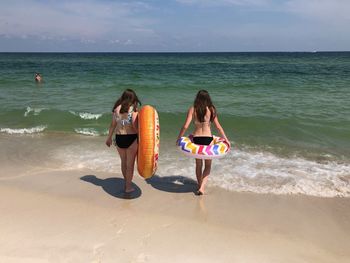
[92,243,105,262]
[109,218,128,236]
[133,253,149,263]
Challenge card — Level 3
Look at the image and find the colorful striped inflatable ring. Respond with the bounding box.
[178,135,230,159]
[137,105,160,179]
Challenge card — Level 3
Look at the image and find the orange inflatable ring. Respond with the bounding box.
[137,105,160,179]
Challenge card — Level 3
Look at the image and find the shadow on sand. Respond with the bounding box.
[146,175,198,193]
[80,175,142,200]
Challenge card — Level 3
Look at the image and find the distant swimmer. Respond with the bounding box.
[35,73,42,82]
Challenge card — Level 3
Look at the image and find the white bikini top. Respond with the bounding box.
[114,106,134,127]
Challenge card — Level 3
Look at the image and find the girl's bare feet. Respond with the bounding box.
[125,186,135,193]
[195,189,204,195]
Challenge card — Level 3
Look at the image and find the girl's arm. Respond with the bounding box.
[176,107,193,144]
[106,113,117,147]
[213,115,231,146]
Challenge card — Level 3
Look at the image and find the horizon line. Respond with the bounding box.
[1,50,350,53]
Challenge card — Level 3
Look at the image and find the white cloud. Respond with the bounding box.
[177,0,350,23]
[81,39,96,44]
[0,0,156,42]
[1,0,349,51]
[285,0,350,23]
[124,39,133,45]
[109,39,120,44]
[176,0,269,7]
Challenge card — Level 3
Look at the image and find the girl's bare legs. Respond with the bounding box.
[117,147,127,179]
[198,159,212,194]
[125,140,138,193]
[195,159,203,189]
[117,140,138,193]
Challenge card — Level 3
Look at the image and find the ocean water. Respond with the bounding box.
[1,52,349,197]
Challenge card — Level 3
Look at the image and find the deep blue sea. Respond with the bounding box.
[1,52,349,197]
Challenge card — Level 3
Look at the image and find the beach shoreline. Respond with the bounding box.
[1,132,349,198]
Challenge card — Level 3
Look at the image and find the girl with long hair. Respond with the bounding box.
[177,90,230,195]
[106,89,141,193]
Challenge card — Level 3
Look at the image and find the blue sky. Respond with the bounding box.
[0,0,349,52]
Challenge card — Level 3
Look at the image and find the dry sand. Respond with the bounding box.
[1,165,350,263]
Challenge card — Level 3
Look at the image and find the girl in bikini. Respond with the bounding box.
[106,89,141,193]
[177,90,230,195]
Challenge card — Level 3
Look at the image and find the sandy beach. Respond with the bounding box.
[0,135,350,263]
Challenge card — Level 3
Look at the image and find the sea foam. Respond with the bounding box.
[0,125,47,134]
[54,143,119,172]
[53,142,350,198]
[69,111,102,120]
[24,106,45,117]
[209,149,350,197]
[74,128,101,136]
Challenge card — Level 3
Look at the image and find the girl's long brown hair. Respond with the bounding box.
[193,90,216,122]
[112,89,141,113]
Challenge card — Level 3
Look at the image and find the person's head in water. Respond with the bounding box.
[193,90,216,122]
[112,89,141,113]
[35,73,42,82]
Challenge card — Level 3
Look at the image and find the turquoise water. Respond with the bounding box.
[1,52,350,197]
[1,52,349,159]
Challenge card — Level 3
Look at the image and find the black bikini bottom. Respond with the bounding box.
[115,134,138,149]
[193,136,213,145]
